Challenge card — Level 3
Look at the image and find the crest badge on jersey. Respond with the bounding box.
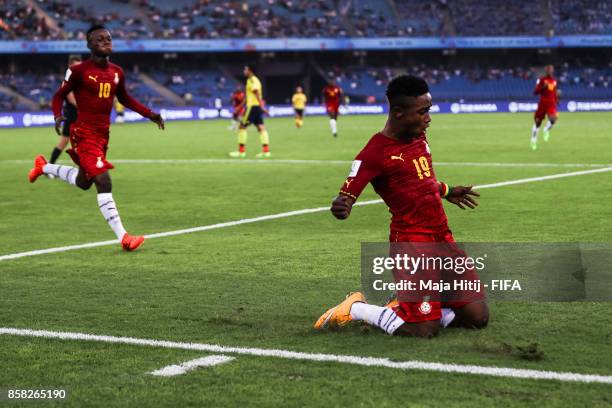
[113,72,119,85]
[418,301,432,315]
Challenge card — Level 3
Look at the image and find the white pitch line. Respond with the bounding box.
[0,167,610,262]
[472,166,612,189]
[435,161,609,168]
[0,158,609,168]
[1,327,611,384]
[150,355,235,376]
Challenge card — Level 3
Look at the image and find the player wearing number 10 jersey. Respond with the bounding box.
[28,25,165,251]
[314,75,488,337]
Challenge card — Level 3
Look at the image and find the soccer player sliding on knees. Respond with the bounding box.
[28,25,165,251]
[314,75,488,338]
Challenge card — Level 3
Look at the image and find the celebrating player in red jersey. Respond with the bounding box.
[530,65,559,150]
[314,76,488,338]
[322,82,343,137]
[230,85,245,132]
[28,25,165,251]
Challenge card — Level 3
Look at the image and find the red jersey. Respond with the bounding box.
[52,59,152,134]
[534,75,558,104]
[231,90,245,108]
[323,85,342,106]
[340,132,448,234]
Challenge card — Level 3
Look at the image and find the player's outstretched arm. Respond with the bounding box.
[149,113,165,130]
[116,71,164,130]
[445,185,480,210]
[331,194,355,220]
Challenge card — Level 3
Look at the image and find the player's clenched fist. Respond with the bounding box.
[54,116,66,135]
[331,194,355,220]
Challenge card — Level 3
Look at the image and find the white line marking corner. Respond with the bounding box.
[150,355,234,376]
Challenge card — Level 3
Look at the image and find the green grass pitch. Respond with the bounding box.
[0,112,611,407]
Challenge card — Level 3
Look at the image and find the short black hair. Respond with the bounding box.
[244,64,256,74]
[86,25,108,41]
[386,75,429,107]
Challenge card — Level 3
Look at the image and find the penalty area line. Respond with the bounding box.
[1,327,611,384]
[0,166,610,262]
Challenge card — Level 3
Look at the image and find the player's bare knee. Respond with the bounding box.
[75,171,92,190]
[474,315,489,329]
[76,180,92,190]
[466,312,489,329]
[453,302,489,329]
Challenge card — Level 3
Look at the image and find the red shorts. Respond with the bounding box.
[389,229,485,324]
[326,104,340,116]
[534,102,558,121]
[66,126,114,179]
[233,106,245,119]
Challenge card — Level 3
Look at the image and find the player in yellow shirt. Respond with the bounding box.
[114,99,125,123]
[229,65,271,158]
[292,86,307,128]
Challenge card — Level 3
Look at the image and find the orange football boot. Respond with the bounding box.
[28,155,47,183]
[121,234,145,251]
[313,292,365,329]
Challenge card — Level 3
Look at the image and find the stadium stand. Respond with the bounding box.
[1,0,612,39]
[0,90,17,110]
[0,66,174,110]
[327,64,612,103]
[148,68,238,106]
[2,61,609,111]
[551,0,612,35]
[142,0,349,39]
[37,0,151,39]
[0,0,57,40]
[391,0,447,37]
[448,0,544,36]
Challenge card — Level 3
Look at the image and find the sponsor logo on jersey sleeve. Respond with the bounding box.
[348,160,362,177]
